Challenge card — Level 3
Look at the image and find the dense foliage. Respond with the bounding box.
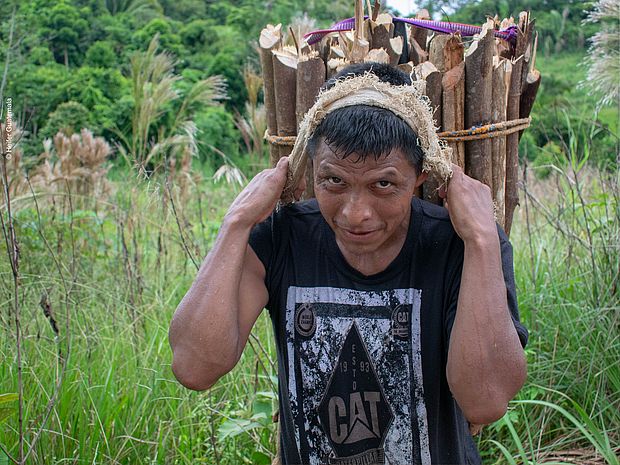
[0,0,617,171]
[1,1,619,463]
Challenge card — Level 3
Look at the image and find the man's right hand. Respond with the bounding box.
[225,156,290,228]
[169,159,285,390]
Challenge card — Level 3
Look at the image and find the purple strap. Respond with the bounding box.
[304,16,518,46]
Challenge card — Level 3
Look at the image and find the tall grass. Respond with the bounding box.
[1,122,618,463]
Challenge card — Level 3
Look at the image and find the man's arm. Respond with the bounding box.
[169,157,290,391]
[441,164,527,425]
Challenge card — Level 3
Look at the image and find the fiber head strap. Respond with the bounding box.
[281,72,453,204]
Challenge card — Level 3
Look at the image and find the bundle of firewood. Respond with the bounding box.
[259,0,540,235]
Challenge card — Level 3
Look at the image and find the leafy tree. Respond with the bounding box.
[85,41,118,68]
[40,101,93,138]
[195,106,241,162]
[158,0,206,21]
[8,63,70,137]
[132,18,186,56]
[28,46,55,66]
[41,1,90,67]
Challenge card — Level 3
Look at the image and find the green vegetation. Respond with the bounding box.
[1,0,618,463]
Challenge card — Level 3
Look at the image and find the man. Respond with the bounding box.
[169,63,528,464]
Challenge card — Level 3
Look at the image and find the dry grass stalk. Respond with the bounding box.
[24,129,114,210]
[235,66,267,161]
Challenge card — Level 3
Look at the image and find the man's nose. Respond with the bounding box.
[341,192,373,226]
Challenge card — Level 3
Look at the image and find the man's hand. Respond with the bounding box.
[225,156,290,229]
[442,164,527,426]
[439,164,497,243]
[169,158,288,390]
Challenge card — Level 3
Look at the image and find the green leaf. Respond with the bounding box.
[0,394,17,424]
[0,394,18,405]
[218,417,264,441]
[0,449,8,465]
[251,451,271,465]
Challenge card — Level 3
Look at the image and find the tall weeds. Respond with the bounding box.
[117,35,227,176]
[478,119,619,464]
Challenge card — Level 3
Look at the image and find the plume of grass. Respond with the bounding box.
[582,0,620,107]
[31,129,113,204]
[234,65,267,163]
[118,35,226,178]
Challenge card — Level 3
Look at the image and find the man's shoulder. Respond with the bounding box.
[413,197,451,223]
[277,198,321,218]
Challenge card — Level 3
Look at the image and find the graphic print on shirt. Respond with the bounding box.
[285,287,431,465]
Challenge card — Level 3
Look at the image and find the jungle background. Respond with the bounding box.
[0,0,618,463]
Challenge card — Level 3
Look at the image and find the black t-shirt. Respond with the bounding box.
[249,198,528,465]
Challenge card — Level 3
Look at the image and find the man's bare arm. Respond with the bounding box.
[442,165,527,425]
[169,157,290,390]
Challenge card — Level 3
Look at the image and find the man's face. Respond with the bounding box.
[313,140,427,271]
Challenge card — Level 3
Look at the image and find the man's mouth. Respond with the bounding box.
[340,228,379,241]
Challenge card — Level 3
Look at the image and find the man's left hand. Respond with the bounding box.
[438,164,497,243]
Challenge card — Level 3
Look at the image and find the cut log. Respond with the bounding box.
[410,38,428,66]
[491,58,511,229]
[505,12,531,236]
[519,32,540,138]
[464,19,495,188]
[387,36,403,66]
[259,24,282,164]
[365,48,391,63]
[428,35,450,72]
[296,52,326,128]
[442,61,465,169]
[272,49,298,161]
[439,34,465,168]
[416,61,443,204]
[370,19,392,51]
[411,9,430,51]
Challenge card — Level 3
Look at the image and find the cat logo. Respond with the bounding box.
[390,304,410,340]
[318,322,393,459]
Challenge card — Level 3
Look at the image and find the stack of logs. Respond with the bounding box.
[259,2,540,236]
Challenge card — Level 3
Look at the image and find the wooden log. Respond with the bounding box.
[491,58,511,229]
[365,48,391,64]
[296,53,326,128]
[327,58,346,78]
[519,32,540,139]
[259,24,282,164]
[398,61,415,75]
[519,69,541,122]
[410,38,428,66]
[464,19,495,188]
[370,15,393,51]
[505,12,531,236]
[442,61,465,169]
[416,61,443,204]
[387,36,403,66]
[351,0,370,62]
[428,35,450,72]
[437,34,465,168]
[444,33,465,71]
[411,9,430,51]
[272,49,298,161]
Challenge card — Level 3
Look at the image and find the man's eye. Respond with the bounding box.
[329,177,343,184]
[376,180,392,188]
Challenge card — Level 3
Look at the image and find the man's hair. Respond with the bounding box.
[307,62,424,173]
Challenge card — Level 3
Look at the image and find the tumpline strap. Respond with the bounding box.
[304,16,518,46]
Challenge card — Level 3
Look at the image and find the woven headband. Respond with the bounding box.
[280,72,453,204]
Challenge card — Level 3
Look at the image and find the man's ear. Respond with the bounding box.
[415,171,428,188]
